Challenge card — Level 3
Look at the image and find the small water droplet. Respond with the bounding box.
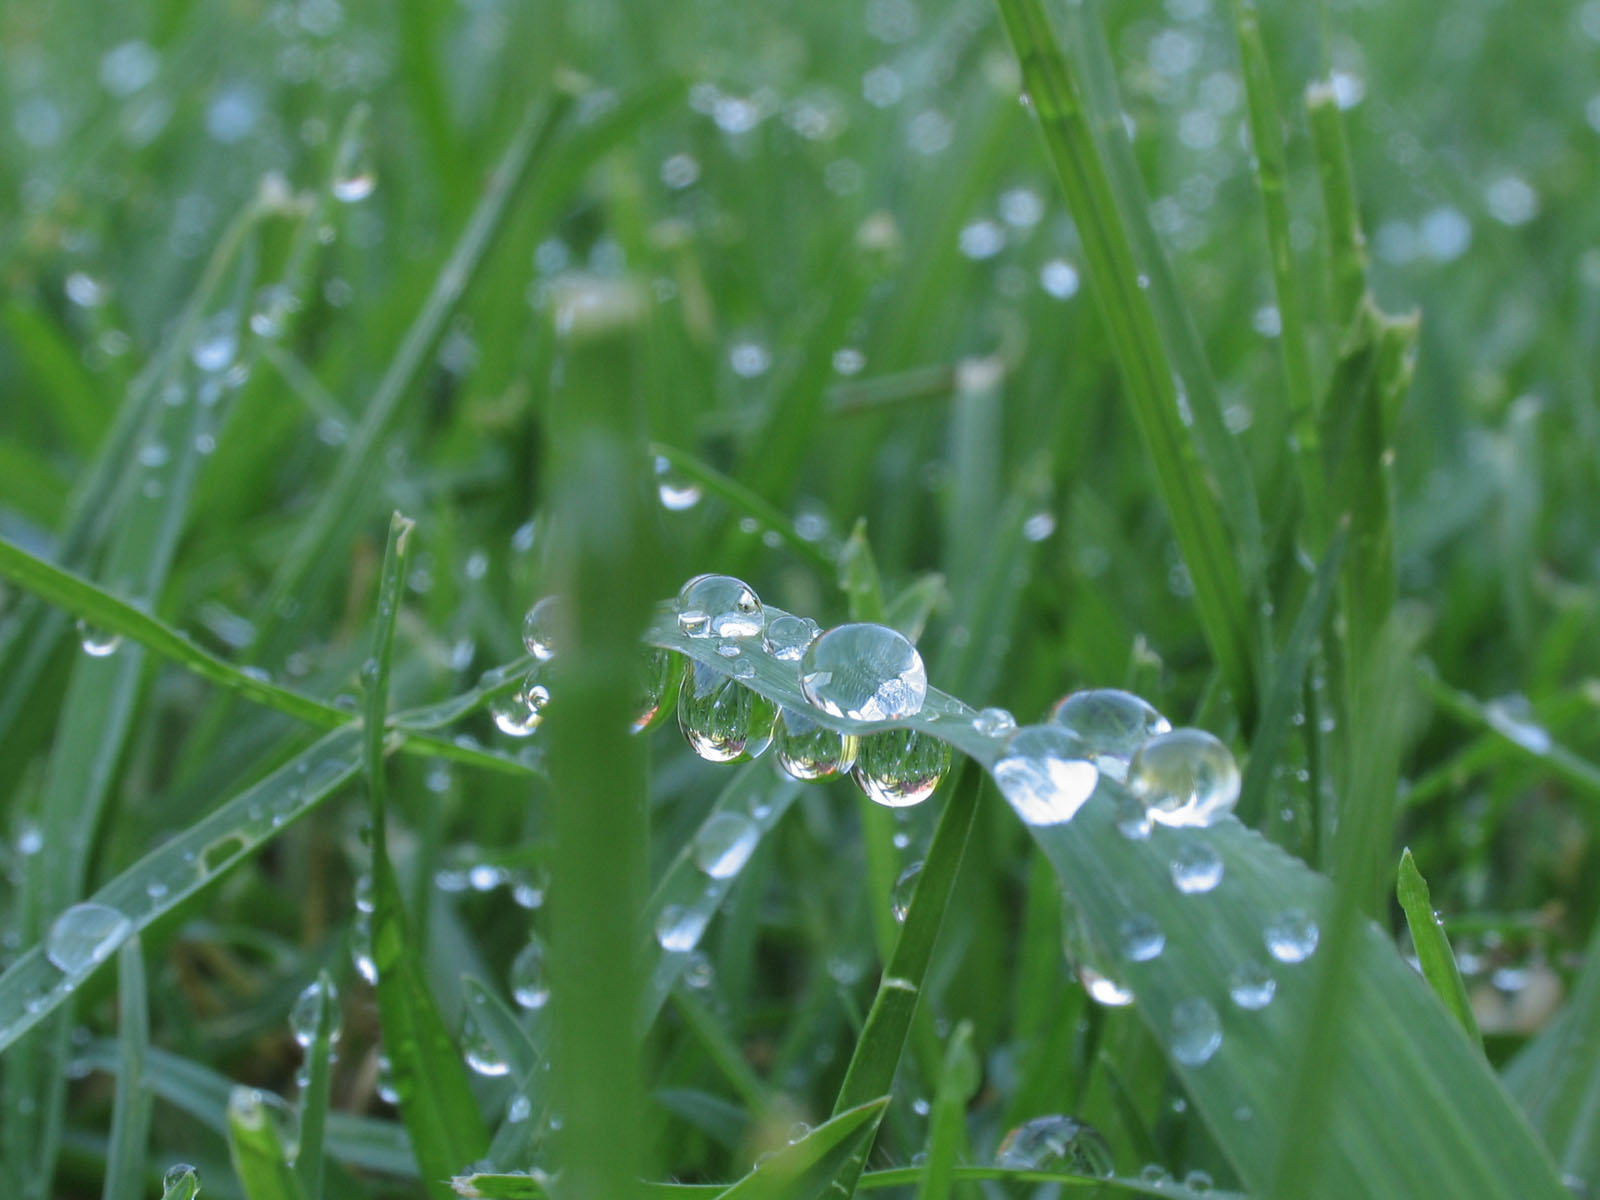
[972,707,1017,738]
[1264,908,1318,963]
[521,595,565,661]
[331,148,376,202]
[852,727,949,807]
[76,620,122,658]
[799,623,927,721]
[774,706,858,781]
[1049,689,1170,781]
[995,1114,1113,1176]
[1120,913,1165,962]
[46,903,130,974]
[1170,996,1222,1066]
[1184,1168,1214,1194]
[762,613,821,661]
[492,674,549,737]
[891,861,922,923]
[289,977,341,1048]
[511,939,550,1010]
[994,724,1100,825]
[160,1162,200,1199]
[693,811,760,879]
[1062,900,1133,1006]
[461,1009,510,1076]
[732,658,755,679]
[376,1054,399,1104]
[190,310,239,373]
[1484,695,1553,755]
[1169,841,1224,893]
[678,661,777,762]
[677,574,763,638]
[655,904,710,953]
[1127,728,1240,827]
[507,1092,532,1123]
[654,456,703,510]
[632,647,680,733]
[1228,961,1276,1009]
[351,914,377,984]
[227,1087,300,1161]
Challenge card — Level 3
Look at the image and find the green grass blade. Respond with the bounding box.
[101,938,152,1200]
[227,1088,310,1200]
[915,1020,979,1200]
[1304,80,1370,330]
[294,971,340,1200]
[994,0,1258,724]
[1396,850,1482,1050]
[449,1174,554,1199]
[158,1164,201,1200]
[712,1097,891,1200]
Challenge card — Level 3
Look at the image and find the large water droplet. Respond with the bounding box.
[852,727,949,807]
[1127,729,1240,827]
[891,861,922,924]
[289,977,341,1048]
[677,574,763,638]
[631,647,680,733]
[492,673,550,737]
[1049,689,1170,781]
[1169,841,1224,894]
[1228,961,1276,1009]
[799,623,927,721]
[228,1088,301,1161]
[76,620,122,658]
[994,725,1099,825]
[762,613,820,662]
[995,1114,1113,1176]
[655,904,710,953]
[1170,996,1222,1066]
[462,1007,510,1076]
[1264,908,1318,963]
[160,1162,200,1199]
[511,939,550,1010]
[693,812,760,879]
[678,661,777,762]
[46,903,131,974]
[521,595,565,661]
[773,706,858,781]
[1120,913,1165,962]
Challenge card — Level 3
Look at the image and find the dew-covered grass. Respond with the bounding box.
[1,0,1598,1197]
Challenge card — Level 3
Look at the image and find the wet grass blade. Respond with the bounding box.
[712,1097,891,1200]
[294,971,340,1200]
[102,938,152,1200]
[1305,80,1370,330]
[1396,850,1482,1050]
[227,1089,309,1200]
[915,1021,979,1200]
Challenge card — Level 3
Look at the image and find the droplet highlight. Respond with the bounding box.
[993,725,1100,825]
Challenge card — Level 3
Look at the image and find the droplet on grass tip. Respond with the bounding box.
[994,725,1099,825]
[228,1087,301,1162]
[1048,688,1170,781]
[995,1114,1113,1176]
[46,903,131,974]
[799,623,927,721]
[160,1162,200,1199]
[289,977,341,1048]
[1127,728,1240,827]
[852,727,949,807]
[677,574,763,638]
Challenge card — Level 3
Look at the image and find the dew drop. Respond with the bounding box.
[993,725,1100,825]
[1169,840,1224,893]
[995,1114,1113,1176]
[1127,729,1240,827]
[677,574,763,638]
[1049,689,1170,781]
[46,903,130,974]
[331,149,376,203]
[655,904,710,953]
[511,939,550,1010]
[1120,913,1165,962]
[461,1009,510,1077]
[521,595,565,661]
[972,706,1017,738]
[1184,1169,1215,1194]
[160,1162,199,1199]
[190,311,239,374]
[76,620,122,658]
[762,613,820,662]
[376,1054,399,1104]
[799,623,927,721]
[654,456,703,510]
[1170,996,1222,1066]
[678,661,777,762]
[1062,901,1133,1006]
[507,1092,532,1122]
[289,977,341,1048]
[693,811,760,879]
[773,706,858,781]
[891,861,922,924]
[852,727,949,807]
[1264,908,1319,963]
[228,1087,301,1161]
[631,647,680,732]
[1228,961,1276,1010]
[351,914,377,985]
[492,674,549,737]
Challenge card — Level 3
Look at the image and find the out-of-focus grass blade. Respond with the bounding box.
[466,974,547,1170]
[1305,80,1370,329]
[102,938,152,1200]
[994,0,1258,726]
[915,1020,979,1200]
[1396,850,1482,1050]
[0,300,104,455]
[295,970,340,1200]
[883,574,947,644]
[158,1164,201,1200]
[838,519,887,625]
[364,514,489,1199]
[712,1096,891,1200]
[227,1088,309,1200]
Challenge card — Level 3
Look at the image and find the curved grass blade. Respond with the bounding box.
[1396,850,1482,1049]
[102,939,152,1200]
[227,1088,309,1200]
[712,1097,891,1200]
[295,971,340,1200]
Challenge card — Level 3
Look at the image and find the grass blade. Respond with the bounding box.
[713,1097,891,1200]
[294,971,340,1200]
[915,1020,979,1200]
[227,1087,309,1200]
[102,938,152,1200]
[1396,850,1482,1050]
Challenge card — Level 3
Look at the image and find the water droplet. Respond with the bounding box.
[1140,1164,1172,1186]
[16,821,43,856]
[331,146,376,202]
[507,1093,532,1122]
[289,977,341,1048]
[655,904,710,953]
[160,1162,200,1199]
[654,456,703,510]
[228,1087,300,1161]
[732,659,755,679]
[190,310,239,373]
[1049,689,1170,781]
[354,874,374,914]
[511,939,550,1010]
[678,661,777,762]
[852,727,950,807]
[492,675,549,737]
[763,613,820,661]
[1228,961,1276,1009]
[972,707,1017,738]
[351,914,377,984]
[461,1009,510,1076]
[1127,729,1240,827]
[1170,996,1222,1066]
[995,1114,1113,1176]
[994,725,1100,825]
[248,284,298,338]
[46,903,130,974]
[891,861,922,923]
[1184,1168,1214,1194]
[76,620,122,658]
[1120,913,1165,962]
[1484,695,1552,755]
[799,623,927,721]
[1169,841,1224,893]
[521,595,565,661]
[376,1054,399,1104]
[677,574,763,639]
[774,706,858,781]
[1062,901,1133,1006]
[693,812,760,879]
[632,647,680,732]
[1264,908,1318,963]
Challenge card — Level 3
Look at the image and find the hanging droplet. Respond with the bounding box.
[774,706,858,781]
[1264,908,1319,963]
[1049,689,1171,781]
[1119,913,1165,962]
[521,595,566,661]
[632,647,681,733]
[655,904,710,953]
[654,455,703,510]
[995,1114,1114,1177]
[1062,899,1133,1006]
[994,725,1100,825]
[331,136,376,203]
[227,1088,301,1162]
[677,574,763,638]
[852,727,950,807]
[76,620,122,658]
[160,1162,200,1199]
[461,1007,510,1076]
[693,811,760,880]
[1127,729,1240,828]
[678,661,777,762]
[289,977,341,1048]
[972,707,1017,738]
[190,310,239,374]
[1169,841,1224,894]
[799,623,927,720]
[492,673,549,737]
[1228,961,1276,1010]
[45,903,131,974]
[1169,996,1222,1066]
[351,913,377,985]
[762,613,821,662]
[891,861,923,924]
[510,939,550,1010]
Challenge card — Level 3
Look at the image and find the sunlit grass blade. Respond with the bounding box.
[994,0,1258,725]
[712,1097,891,1200]
[227,1087,309,1200]
[294,971,340,1200]
[915,1020,979,1200]
[102,938,152,1200]
[1396,850,1482,1050]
